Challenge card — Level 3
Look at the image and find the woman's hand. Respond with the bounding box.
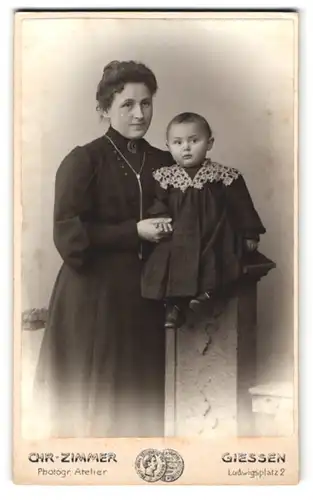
[137,218,172,243]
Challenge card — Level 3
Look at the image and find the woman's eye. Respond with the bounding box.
[122,102,133,108]
[142,101,151,108]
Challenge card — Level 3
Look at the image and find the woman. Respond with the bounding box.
[34,60,173,438]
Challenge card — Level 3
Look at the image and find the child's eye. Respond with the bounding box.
[192,138,198,143]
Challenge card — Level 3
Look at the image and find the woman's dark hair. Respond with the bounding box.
[96,60,158,112]
[166,112,213,139]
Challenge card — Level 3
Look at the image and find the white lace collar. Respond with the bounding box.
[153,159,240,192]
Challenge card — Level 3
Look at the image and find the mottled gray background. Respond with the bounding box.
[21,17,295,391]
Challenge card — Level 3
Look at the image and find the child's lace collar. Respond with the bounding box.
[153,159,240,192]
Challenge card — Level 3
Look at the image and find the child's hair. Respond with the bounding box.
[166,112,213,140]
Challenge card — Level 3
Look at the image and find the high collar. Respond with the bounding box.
[105,126,146,154]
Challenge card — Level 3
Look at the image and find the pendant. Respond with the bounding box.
[127,140,137,154]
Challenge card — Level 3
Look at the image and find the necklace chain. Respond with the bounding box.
[105,134,145,260]
[105,135,146,178]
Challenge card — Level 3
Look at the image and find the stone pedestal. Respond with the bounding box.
[175,299,238,437]
[165,251,276,437]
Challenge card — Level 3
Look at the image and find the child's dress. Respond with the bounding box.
[141,159,266,300]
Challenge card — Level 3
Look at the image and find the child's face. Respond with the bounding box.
[167,121,212,168]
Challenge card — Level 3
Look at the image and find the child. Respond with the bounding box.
[141,112,266,328]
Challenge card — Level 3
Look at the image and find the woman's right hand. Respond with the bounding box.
[137,218,172,243]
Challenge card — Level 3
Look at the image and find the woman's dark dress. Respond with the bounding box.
[34,127,173,437]
[141,160,266,300]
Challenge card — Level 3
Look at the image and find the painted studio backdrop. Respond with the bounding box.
[20,17,295,437]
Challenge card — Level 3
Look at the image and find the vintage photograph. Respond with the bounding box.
[14,11,298,484]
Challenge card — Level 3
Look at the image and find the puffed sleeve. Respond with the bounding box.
[225,173,266,240]
[53,146,139,270]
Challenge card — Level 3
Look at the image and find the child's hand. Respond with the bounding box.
[156,222,173,234]
[150,218,173,235]
[244,239,259,252]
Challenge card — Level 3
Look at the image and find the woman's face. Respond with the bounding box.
[107,82,153,139]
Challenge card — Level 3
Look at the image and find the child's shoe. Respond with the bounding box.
[189,292,212,313]
[165,304,184,329]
